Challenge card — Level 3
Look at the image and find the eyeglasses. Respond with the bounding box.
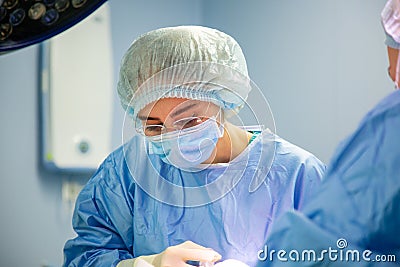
[136,116,213,137]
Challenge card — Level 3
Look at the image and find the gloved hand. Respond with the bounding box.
[214,259,249,267]
[153,241,222,267]
[117,241,222,267]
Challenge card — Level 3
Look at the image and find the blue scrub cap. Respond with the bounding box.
[117,26,251,118]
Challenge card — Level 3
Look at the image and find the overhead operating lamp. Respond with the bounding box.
[0,0,107,53]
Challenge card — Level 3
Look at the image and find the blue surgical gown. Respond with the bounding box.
[257,90,400,267]
[63,129,325,267]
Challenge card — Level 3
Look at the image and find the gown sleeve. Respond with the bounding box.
[63,153,136,267]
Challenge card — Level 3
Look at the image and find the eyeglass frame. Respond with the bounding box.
[135,104,223,137]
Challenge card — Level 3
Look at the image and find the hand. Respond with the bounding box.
[215,259,249,267]
[152,241,222,267]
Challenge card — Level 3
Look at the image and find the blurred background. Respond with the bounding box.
[0,0,391,266]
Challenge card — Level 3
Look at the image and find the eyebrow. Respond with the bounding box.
[170,102,198,118]
[137,115,160,121]
[137,102,199,121]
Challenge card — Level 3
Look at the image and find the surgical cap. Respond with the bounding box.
[382,0,400,44]
[117,26,252,118]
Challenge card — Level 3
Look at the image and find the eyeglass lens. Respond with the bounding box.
[143,116,206,136]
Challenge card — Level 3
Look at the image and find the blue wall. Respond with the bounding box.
[202,0,391,162]
[0,0,392,266]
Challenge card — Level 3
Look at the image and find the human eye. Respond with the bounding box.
[144,125,163,136]
[174,117,202,130]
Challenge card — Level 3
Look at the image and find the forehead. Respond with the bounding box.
[137,98,217,119]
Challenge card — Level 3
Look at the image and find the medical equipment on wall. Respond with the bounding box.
[0,0,107,53]
[40,2,113,172]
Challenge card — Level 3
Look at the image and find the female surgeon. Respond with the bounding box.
[63,26,325,267]
[255,1,400,266]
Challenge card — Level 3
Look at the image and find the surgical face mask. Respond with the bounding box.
[147,117,224,170]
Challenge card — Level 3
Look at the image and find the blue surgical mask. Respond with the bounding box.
[147,118,224,170]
